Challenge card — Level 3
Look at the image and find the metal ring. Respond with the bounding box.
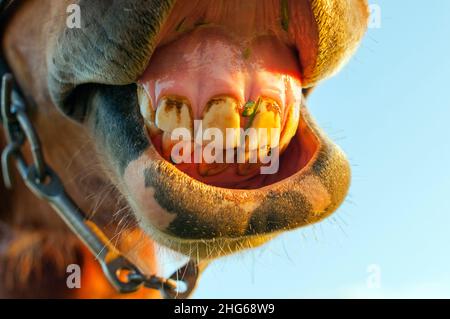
[162,261,200,299]
[101,257,145,294]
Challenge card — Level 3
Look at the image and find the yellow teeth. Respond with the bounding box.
[196,96,240,176]
[279,101,301,153]
[198,161,228,177]
[237,146,271,176]
[155,96,193,134]
[250,98,281,150]
[154,96,194,161]
[137,89,301,177]
[137,85,161,137]
[237,98,281,175]
[162,131,193,162]
[202,96,241,149]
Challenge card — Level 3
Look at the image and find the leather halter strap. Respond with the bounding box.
[0,0,205,299]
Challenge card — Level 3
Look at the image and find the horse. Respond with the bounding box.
[0,0,368,298]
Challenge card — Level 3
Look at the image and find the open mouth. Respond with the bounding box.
[125,4,350,258]
[47,0,367,259]
[136,2,319,190]
[121,1,351,257]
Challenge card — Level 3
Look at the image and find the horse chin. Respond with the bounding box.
[142,220,277,260]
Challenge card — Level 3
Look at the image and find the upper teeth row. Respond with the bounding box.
[137,84,300,170]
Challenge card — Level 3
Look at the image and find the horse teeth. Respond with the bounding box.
[154,96,194,162]
[161,132,174,160]
[198,161,228,177]
[196,96,241,176]
[279,101,301,153]
[237,146,271,176]
[137,85,161,136]
[237,162,261,176]
[236,98,281,175]
[250,97,281,149]
[155,96,193,134]
[202,96,241,149]
[161,131,193,162]
[140,90,298,177]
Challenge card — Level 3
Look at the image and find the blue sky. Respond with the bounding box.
[160,1,450,298]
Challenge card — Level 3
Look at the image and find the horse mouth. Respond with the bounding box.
[120,2,352,259]
[46,0,363,259]
[135,5,318,191]
[124,30,350,258]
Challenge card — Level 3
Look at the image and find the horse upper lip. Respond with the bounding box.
[48,2,173,119]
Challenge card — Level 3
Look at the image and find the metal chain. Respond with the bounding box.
[0,73,203,298]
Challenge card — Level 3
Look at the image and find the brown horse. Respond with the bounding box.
[0,0,368,298]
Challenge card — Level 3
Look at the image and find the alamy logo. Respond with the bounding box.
[66,4,81,29]
[368,4,382,29]
[366,264,382,289]
[66,264,81,289]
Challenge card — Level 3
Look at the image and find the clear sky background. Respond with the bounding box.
[160,1,450,298]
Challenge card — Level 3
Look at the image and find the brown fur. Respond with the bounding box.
[0,0,159,298]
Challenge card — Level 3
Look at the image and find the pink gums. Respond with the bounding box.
[139,26,302,120]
